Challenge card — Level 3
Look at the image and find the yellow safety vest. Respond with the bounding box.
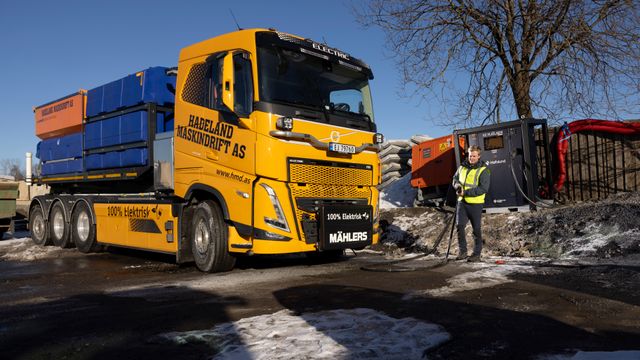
[457,165,487,204]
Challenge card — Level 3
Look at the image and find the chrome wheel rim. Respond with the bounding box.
[194,219,210,255]
[53,211,64,239]
[33,213,45,240]
[77,212,90,242]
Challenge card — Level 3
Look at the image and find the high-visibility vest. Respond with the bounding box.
[457,165,487,204]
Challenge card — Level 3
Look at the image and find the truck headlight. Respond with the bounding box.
[260,183,290,232]
[276,116,294,131]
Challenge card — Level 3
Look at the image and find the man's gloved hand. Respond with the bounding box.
[454,184,463,196]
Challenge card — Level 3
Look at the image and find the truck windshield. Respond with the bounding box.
[257,41,374,125]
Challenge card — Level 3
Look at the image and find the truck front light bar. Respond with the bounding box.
[270,130,381,153]
[260,183,290,233]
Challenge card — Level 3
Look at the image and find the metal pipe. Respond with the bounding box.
[25,152,32,185]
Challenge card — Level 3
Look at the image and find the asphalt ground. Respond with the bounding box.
[0,239,638,359]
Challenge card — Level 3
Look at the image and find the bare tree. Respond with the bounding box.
[357,0,640,127]
[0,159,24,181]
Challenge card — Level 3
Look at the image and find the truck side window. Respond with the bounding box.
[181,56,225,111]
[182,63,209,107]
[209,57,225,111]
[233,53,253,117]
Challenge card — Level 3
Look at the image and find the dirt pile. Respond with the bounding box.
[378,192,640,260]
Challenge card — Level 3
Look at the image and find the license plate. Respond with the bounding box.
[329,142,356,154]
[320,205,372,250]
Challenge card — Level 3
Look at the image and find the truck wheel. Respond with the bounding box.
[191,200,236,272]
[50,202,73,248]
[29,205,51,246]
[71,201,100,253]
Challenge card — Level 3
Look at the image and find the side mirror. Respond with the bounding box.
[222,53,235,112]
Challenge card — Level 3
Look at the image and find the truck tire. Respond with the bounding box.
[71,201,100,253]
[190,200,236,272]
[29,205,51,246]
[50,202,73,248]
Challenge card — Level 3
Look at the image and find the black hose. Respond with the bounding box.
[360,206,458,272]
[509,154,553,209]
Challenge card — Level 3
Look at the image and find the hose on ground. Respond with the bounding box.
[360,206,458,272]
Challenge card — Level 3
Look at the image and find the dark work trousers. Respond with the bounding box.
[456,200,484,256]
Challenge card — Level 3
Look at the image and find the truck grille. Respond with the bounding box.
[287,158,374,243]
[288,158,373,186]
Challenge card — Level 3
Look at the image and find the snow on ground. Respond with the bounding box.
[404,261,539,299]
[380,173,416,209]
[563,223,640,257]
[160,308,450,360]
[0,236,71,261]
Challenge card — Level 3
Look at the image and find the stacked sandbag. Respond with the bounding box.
[379,135,431,189]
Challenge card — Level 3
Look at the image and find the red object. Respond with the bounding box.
[553,119,640,192]
[495,260,506,265]
[410,135,465,189]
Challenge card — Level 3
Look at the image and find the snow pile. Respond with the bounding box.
[0,237,72,261]
[379,173,416,209]
[160,308,450,359]
[563,223,640,258]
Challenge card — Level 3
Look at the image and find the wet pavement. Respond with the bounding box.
[0,237,639,359]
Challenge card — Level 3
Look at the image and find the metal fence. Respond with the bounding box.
[536,127,640,202]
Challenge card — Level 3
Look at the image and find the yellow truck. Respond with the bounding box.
[30,29,383,272]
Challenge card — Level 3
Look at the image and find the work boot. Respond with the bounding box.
[455,254,468,261]
[467,255,481,262]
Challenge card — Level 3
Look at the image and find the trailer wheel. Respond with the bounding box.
[50,202,73,248]
[29,205,51,246]
[190,200,235,272]
[72,201,100,253]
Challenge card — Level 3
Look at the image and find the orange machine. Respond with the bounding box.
[34,91,85,139]
[411,134,464,205]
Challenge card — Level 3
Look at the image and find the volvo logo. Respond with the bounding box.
[330,131,340,142]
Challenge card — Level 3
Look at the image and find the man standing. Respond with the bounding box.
[452,145,491,262]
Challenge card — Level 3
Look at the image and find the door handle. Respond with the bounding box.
[206,151,219,161]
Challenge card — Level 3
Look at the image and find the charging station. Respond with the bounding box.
[453,118,553,211]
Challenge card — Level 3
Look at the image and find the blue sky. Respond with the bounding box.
[0,0,452,169]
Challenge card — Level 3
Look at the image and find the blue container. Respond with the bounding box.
[101,117,121,148]
[36,142,48,162]
[41,158,83,175]
[103,151,121,169]
[37,133,83,161]
[85,154,103,170]
[86,67,176,117]
[121,111,148,144]
[121,148,147,167]
[84,122,102,150]
[157,112,173,133]
[84,111,149,150]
